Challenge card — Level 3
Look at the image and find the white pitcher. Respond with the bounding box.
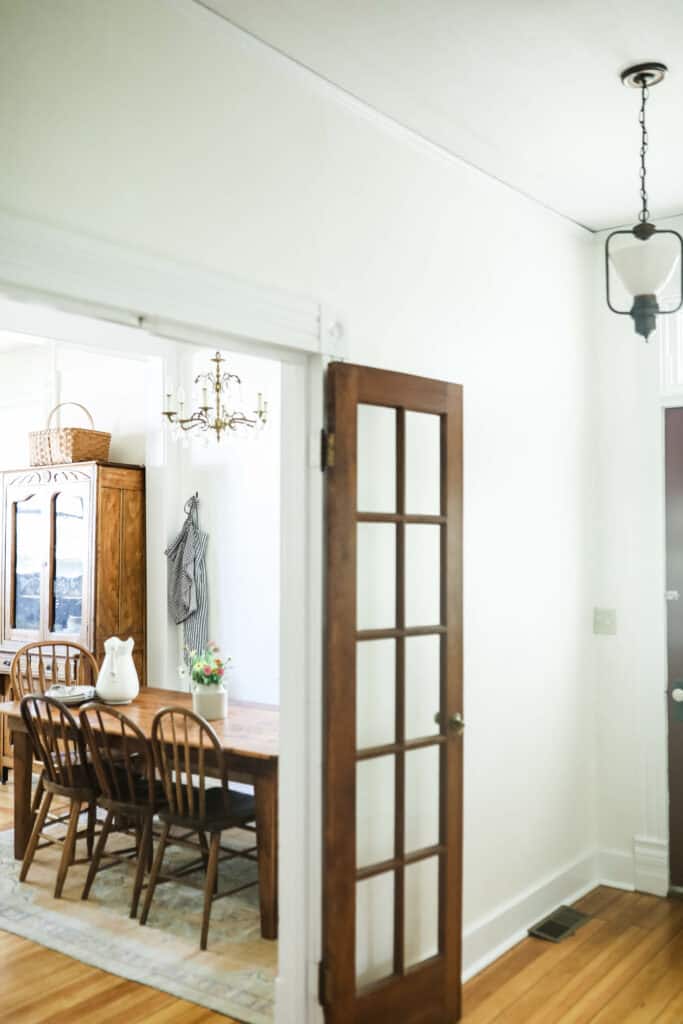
[96,636,140,704]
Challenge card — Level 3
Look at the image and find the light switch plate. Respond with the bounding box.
[593,607,617,635]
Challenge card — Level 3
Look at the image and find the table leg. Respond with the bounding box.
[12,729,33,860]
[254,767,278,940]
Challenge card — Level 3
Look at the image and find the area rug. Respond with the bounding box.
[0,825,275,1023]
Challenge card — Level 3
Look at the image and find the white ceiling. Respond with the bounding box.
[197,0,683,231]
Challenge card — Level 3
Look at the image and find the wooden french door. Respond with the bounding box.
[323,362,463,1024]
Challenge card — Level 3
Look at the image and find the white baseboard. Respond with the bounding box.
[462,839,671,983]
[462,850,598,981]
[597,847,635,892]
[633,836,669,897]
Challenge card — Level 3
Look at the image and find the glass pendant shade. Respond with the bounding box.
[610,236,680,296]
[605,227,683,340]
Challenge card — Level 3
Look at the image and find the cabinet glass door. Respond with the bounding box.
[50,490,88,638]
[10,493,44,635]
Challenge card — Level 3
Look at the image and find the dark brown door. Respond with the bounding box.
[666,407,683,886]
[323,362,463,1024]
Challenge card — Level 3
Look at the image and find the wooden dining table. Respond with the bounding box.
[0,687,280,940]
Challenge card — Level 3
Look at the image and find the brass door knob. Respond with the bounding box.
[433,711,465,735]
[448,712,465,735]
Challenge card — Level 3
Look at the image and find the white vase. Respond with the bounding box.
[96,637,140,704]
[192,685,228,720]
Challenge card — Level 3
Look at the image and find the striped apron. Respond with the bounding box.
[165,495,209,662]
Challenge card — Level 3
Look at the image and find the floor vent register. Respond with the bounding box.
[527,905,591,943]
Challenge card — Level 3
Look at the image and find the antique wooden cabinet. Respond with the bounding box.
[0,461,146,777]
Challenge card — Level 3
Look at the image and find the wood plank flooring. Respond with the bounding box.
[0,784,237,1023]
[3,785,683,1021]
[461,885,683,1023]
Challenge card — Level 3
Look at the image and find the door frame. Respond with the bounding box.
[0,211,341,1024]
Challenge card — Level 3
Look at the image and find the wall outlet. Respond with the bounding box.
[593,607,617,635]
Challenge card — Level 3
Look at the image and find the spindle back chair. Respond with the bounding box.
[152,705,228,826]
[11,640,98,698]
[10,641,99,813]
[80,704,162,918]
[19,694,98,898]
[140,705,258,949]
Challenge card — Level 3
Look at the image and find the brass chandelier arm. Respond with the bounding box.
[163,349,267,443]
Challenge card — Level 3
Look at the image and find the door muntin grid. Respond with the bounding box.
[355,404,445,990]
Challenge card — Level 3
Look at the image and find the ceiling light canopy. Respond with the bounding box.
[605,62,683,341]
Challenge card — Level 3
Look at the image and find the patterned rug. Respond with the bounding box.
[0,825,275,1023]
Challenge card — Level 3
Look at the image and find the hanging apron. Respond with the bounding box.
[165,495,209,661]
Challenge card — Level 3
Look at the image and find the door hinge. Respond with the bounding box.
[321,430,336,470]
[318,960,332,1006]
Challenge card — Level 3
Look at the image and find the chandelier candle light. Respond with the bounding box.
[606,62,683,340]
[163,350,268,442]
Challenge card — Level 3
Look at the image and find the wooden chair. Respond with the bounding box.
[10,641,99,816]
[11,641,99,698]
[79,704,165,919]
[19,695,98,898]
[139,706,257,950]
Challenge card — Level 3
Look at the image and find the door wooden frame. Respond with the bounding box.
[323,362,463,1024]
[0,250,334,1024]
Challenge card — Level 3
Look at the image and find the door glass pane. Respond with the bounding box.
[405,635,441,740]
[357,755,395,868]
[356,871,394,988]
[52,492,87,634]
[405,745,440,853]
[357,523,396,630]
[357,639,395,750]
[405,525,441,627]
[406,412,441,514]
[13,495,42,630]
[404,857,439,967]
[357,404,396,513]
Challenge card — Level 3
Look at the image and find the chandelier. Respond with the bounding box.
[605,62,683,340]
[162,350,268,442]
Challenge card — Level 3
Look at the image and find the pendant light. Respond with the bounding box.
[605,62,683,340]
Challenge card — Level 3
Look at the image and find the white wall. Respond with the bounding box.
[0,336,149,467]
[0,341,53,468]
[174,347,281,704]
[0,0,598,974]
[0,329,281,705]
[591,215,683,894]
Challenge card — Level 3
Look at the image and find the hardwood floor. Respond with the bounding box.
[3,785,683,1021]
[0,783,237,1023]
[461,885,683,1023]
[0,932,237,1023]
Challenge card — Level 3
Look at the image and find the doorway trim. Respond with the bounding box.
[0,210,338,1024]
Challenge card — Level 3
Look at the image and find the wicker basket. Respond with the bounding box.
[29,403,111,467]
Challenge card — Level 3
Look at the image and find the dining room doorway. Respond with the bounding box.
[0,288,323,1024]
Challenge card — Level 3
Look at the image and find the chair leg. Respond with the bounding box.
[19,789,53,883]
[54,800,81,899]
[86,802,97,860]
[146,823,154,872]
[30,772,44,816]
[130,814,152,920]
[200,831,220,951]
[198,829,209,869]
[139,822,169,927]
[81,808,114,902]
